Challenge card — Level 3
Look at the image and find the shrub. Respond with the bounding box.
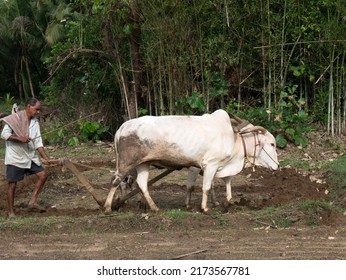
[232,85,312,149]
[273,85,312,148]
[78,120,110,143]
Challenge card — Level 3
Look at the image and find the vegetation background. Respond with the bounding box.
[0,0,346,147]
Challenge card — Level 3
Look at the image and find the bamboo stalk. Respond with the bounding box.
[254,39,346,49]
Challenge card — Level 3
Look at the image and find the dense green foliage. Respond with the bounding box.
[1,0,346,145]
[325,154,346,200]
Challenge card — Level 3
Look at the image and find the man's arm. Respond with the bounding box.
[8,135,32,143]
[1,124,31,143]
[37,147,50,162]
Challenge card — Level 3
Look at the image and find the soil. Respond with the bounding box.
[0,141,345,260]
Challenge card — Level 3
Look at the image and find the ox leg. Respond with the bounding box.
[201,167,217,213]
[136,163,159,212]
[186,167,219,209]
[224,176,232,202]
[210,182,219,207]
[221,176,232,209]
[185,167,200,209]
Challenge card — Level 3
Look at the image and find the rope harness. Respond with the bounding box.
[240,132,279,169]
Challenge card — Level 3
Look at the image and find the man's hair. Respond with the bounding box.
[26,98,39,106]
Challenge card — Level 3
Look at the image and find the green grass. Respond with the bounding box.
[0,216,41,232]
[299,200,330,211]
[283,151,345,211]
[307,219,319,227]
[264,206,278,214]
[323,154,346,207]
[298,200,332,227]
[0,215,83,234]
[163,209,193,219]
[178,175,188,182]
[326,154,346,173]
[280,157,329,171]
[252,206,291,228]
[277,218,293,228]
[280,158,310,169]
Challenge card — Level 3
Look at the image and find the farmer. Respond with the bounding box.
[1,98,51,218]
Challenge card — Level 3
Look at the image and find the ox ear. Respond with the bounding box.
[239,126,267,135]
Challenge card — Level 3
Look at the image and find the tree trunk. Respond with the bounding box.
[102,14,131,120]
[24,55,35,97]
[128,1,143,119]
[14,58,24,101]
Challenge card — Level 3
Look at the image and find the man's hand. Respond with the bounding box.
[9,135,31,143]
[41,158,52,165]
[20,136,32,143]
[41,158,61,165]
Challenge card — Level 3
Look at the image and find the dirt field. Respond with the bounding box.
[0,142,345,260]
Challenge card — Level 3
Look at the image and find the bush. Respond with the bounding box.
[273,85,312,148]
[232,85,312,149]
[42,120,110,146]
[78,120,110,143]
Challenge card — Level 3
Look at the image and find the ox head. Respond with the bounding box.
[232,117,279,171]
[240,126,279,170]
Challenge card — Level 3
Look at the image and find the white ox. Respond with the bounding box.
[104,109,279,213]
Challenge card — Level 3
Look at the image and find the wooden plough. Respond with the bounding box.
[55,159,176,211]
[61,159,105,207]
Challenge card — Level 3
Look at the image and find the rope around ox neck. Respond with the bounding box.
[240,132,279,169]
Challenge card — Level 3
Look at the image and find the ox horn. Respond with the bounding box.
[239,126,267,135]
[230,115,251,132]
[235,120,250,132]
[230,115,244,124]
[230,118,239,126]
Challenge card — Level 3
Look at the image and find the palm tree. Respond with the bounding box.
[0,0,73,100]
[0,0,45,100]
[35,0,73,45]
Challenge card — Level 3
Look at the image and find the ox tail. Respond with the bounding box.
[104,174,122,214]
[114,131,121,172]
[104,127,128,214]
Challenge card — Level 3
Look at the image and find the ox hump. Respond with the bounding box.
[211,109,231,124]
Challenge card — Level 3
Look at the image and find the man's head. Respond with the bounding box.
[25,98,41,118]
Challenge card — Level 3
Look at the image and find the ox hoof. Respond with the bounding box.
[104,207,112,215]
[201,207,210,214]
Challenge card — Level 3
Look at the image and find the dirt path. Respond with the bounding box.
[0,216,344,260]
